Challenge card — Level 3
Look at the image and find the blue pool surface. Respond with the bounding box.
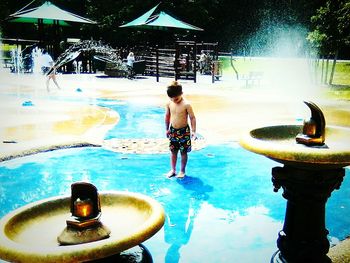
[0,100,349,263]
[101,99,165,140]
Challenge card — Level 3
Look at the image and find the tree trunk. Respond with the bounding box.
[230,50,239,80]
[321,57,324,83]
[315,58,319,84]
[324,55,330,84]
[329,50,338,85]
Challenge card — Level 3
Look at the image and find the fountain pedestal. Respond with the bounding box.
[239,122,350,263]
[271,166,345,263]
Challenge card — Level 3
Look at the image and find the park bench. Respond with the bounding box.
[240,71,264,88]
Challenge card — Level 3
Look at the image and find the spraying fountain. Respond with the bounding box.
[240,101,350,263]
[47,40,127,75]
[5,40,125,76]
[0,182,165,262]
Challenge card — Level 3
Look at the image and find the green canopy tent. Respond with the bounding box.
[9,1,96,25]
[120,4,203,31]
[120,4,203,82]
[8,1,96,57]
[141,11,203,31]
[119,4,159,28]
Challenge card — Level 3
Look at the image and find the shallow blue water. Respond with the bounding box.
[0,100,349,263]
[101,100,165,139]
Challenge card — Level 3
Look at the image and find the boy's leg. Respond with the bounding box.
[53,79,60,89]
[51,74,61,89]
[176,152,188,178]
[166,150,178,178]
[46,77,50,92]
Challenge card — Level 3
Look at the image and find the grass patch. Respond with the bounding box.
[318,61,350,100]
[318,61,350,86]
[324,87,350,100]
[219,56,350,100]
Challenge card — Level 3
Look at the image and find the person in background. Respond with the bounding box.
[127,51,135,67]
[126,51,135,78]
[165,81,197,179]
[199,50,207,74]
[41,49,60,92]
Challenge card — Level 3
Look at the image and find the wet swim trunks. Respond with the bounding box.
[168,125,192,153]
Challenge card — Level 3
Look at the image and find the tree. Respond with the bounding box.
[0,0,327,55]
[307,0,350,84]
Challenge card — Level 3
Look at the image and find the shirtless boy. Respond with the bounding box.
[165,81,197,178]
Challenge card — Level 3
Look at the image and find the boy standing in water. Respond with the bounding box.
[165,81,197,178]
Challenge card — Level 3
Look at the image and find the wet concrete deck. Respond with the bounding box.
[0,69,350,261]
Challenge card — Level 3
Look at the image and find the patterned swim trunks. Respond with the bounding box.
[168,125,192,153]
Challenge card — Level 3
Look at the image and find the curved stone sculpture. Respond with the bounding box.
[296,101,326,146]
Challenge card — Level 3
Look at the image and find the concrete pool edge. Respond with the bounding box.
[0,141,101,162]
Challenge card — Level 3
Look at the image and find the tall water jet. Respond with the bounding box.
[31,46,43,74]
[260,25,316,93]
[245,22,321,121]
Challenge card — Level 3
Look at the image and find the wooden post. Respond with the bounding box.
[38,19,44,47]
[53,20,60,60]
[175,42,180,81]
[193,41,197,83]
[212,61,215,83]
[156,45,159,82]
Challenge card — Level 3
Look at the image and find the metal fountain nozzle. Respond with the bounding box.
[296,101,326,146]
[58,182,110,245]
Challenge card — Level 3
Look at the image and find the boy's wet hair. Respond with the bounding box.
[167,81,183,97]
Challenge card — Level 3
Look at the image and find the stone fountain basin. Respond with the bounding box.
[239,125,350,169]
[0,191,165,263]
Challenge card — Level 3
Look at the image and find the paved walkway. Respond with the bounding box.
[2,70,349,158]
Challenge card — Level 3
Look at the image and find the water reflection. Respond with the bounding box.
[178,203,282,263]
[163,176,212,263]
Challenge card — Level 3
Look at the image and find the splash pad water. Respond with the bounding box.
[0,100,349,262]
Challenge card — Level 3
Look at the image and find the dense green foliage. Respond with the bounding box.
[1,0,335,55]
[1,0,350,58]
[308,0,350,56]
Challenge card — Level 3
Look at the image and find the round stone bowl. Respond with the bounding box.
[239,125,350,169]
[0,191,165,263]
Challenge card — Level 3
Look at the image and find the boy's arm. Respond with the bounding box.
[165,103,171,137]
[187,104,197,139]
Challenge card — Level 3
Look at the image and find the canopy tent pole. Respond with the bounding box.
[38,18,43,45]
